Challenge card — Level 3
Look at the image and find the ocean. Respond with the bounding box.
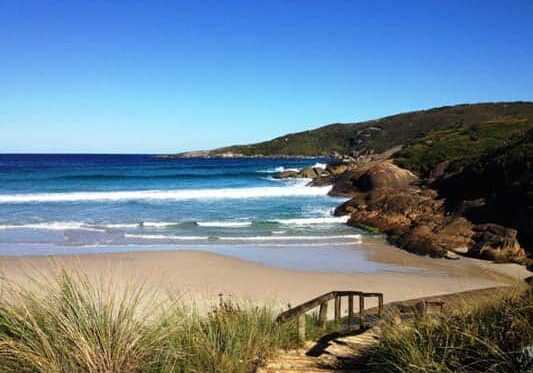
[0,154,403,272]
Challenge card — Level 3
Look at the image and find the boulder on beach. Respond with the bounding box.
[329,160,416,197]
[273,167,324,179]
[469,224,526,264]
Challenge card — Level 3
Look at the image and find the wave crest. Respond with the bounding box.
[0,184,332,204]
[0,221,104,232]
[257,166,301,174]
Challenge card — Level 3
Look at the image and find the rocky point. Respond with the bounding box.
[276,153,528,266]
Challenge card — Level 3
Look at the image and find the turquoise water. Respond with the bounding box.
[0,155,407,272]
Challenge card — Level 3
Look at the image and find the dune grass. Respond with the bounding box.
[365,286,533,373]
[3,268,530,372]
[0,269,304,373]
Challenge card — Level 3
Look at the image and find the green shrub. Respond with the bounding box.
[366,287,533,373]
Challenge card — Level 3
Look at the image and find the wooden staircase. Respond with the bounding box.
[258,289,447,373]
[258,328,380,373]
[275,291,384,342]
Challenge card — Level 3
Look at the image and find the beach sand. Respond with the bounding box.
[1,241,529,312]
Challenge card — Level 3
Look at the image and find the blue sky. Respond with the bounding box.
[1,1,532,153]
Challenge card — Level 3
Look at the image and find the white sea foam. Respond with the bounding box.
[0,184,332,204]
[124,233,361,242]
[303,206,337,216]
[252,242,357,247]
[273,216,349,225]
[257,166,301,174]
[278,166,300,172]
[125,233,207,240]
[0,222,104,232]
[0,217,348,232]
[197,221,252,228]
[141,221,178,228]
[217,234,361,241]
[312,162,327,169]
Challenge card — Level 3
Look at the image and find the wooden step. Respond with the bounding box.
[259,329,378,372]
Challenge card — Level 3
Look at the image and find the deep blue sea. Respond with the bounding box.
[0,155,407,272]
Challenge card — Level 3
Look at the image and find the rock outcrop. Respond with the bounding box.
[271,145,528,265]
[328,160,417,197]
[273,167,326,180]
[469,224,526,263]
[327,158,527,263]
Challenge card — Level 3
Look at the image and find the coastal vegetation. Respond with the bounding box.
[365,286,533,373]
[0,269,340,373]
[0,270,530,372]
[393,113,531,177]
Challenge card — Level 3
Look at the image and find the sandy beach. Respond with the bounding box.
[1,241,529,312]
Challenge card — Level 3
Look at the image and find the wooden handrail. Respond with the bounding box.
[276,290,384,342]
[276,291,383,322]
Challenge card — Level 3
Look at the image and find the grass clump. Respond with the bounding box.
[0,270,301,373]
[366,287,533,373]
[156,296,299,372]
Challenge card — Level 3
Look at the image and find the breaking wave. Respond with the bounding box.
[0,221,104,232]
[312,162,327,169]
[257,166,301,174]
[0,184,332,204]
[0,215,350,231]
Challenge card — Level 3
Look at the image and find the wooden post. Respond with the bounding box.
[297,313,306,342]
[318,301,328,328]
[334,295,341,325]
[414,301,426,318]
[359,295,365,330]
[378,294,384,318]
[348,295,354,325]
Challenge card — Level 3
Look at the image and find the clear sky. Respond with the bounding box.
[1,0,532,153]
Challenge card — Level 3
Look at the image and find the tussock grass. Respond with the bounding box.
[0,269,300,373]
[366,286,533,373]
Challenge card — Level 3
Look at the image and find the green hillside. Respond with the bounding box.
[207,102,533,157]
[394,109,532,176]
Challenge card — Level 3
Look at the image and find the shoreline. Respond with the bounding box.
[1,242,528,311]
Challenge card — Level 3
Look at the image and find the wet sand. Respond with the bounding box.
[1,240,528,311]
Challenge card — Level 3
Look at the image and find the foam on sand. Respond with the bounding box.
[217,234,361,242]
[124,233,362,243]
[125,233,208,240]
